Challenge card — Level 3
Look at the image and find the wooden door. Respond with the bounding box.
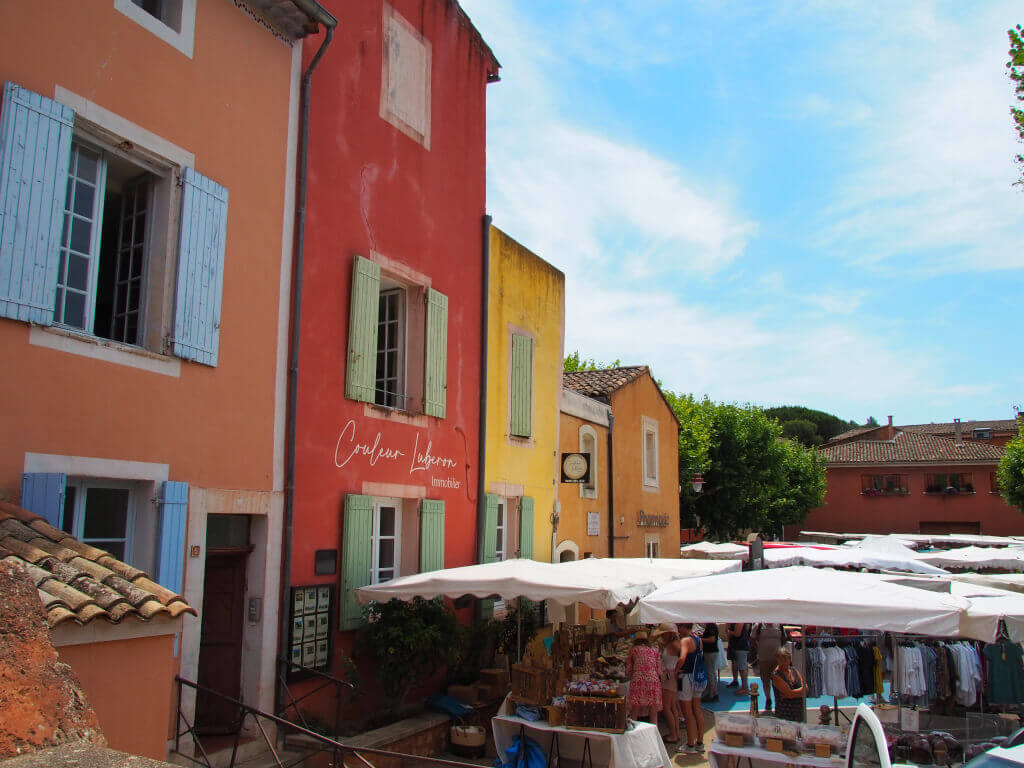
[196,550,247,734]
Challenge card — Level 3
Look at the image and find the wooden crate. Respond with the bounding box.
[510,663,555,706]
[564,695,628,733]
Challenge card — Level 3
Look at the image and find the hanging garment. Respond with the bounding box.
[872,645,885,696]
[823,646,848,698]
[843,645,862,699]
[984,642,1024,705]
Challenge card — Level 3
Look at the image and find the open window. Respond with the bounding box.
[642,416,659,488]
[579,425,598,499]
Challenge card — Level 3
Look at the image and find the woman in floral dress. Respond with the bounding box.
[626,630,663,721]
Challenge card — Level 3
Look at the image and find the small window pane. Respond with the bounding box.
[76,149,99,181]
[63,291,86,329]
[73,182,95,217]
[69,217,92,255]
[82,488,130,539]
[67,254,89,290]
[206,515,251,548]
[378,507,396,537]
[378,539,395,569]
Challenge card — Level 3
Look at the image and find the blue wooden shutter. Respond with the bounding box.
[156,481,188,593]
[340,494,374,630]
[423,287,448,418]
[419,499,445,573]
[510,334,533,437]
[0,82,74,325]
[345,255,380,403]
[482,493,499,564]
[518,496,534,560]
[20,472,66,527]
[171,167,228,367]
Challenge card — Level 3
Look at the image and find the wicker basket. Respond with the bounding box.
[510,663,555,706]
[564,695,628,733]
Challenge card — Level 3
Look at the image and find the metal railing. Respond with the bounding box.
[277,657,355,740]
[173,675,489,768]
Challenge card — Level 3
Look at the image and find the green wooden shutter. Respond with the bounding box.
[424,287,448,418]
[510,334,533,437]
[345,255,380,403]
[519,496,535,560]
[419,499,445,573]
[482,493,499,563]
[340,494,374,630]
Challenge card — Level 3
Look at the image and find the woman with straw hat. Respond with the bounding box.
[653,623,681,744]
[626,629,662,722]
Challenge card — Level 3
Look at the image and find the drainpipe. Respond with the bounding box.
[607,412,615,557]
[476,215,491,563]
[280,17,336,714]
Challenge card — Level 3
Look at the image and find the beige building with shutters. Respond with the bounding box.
[482,226,565,565]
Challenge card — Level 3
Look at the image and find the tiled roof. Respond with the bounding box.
[901,419,1020,436]
[827,425,881,443]
[563,366,649,399]
[0,502,195,628]
[821,430,1005,465]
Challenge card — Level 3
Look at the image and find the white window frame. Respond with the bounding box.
[375,286,407,409]
[644,535,660,559]
[371,498,402,584]
[579,425,598,499]
[62,478,138,563]
[642,416,659,489]
[114,0,197,59]
[495,499,508,561]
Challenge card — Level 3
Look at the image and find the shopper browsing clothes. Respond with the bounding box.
[727,623,751,694]
[772,648,807,722]
[674,623,707,755]
[753,623,783,712]
[653,624,681,745]
[700,622,720,702]
[625,630,663,722]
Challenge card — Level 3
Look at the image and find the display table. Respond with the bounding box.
[492,715,671,768]
[708,740,842,768]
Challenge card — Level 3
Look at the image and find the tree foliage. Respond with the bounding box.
[666,395,827,539]
[998,432,1024,513]
[763,405,854,446]
[563,350,621,373]
[780,418,821,447]
[1009,24,1024,183]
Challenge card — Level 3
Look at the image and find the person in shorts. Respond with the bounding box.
[700,622,720,702]
[674,623,706,755]
[753,623,783,712]
[727,623,751,694]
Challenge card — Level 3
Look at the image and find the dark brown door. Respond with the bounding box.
[196,550,247,734]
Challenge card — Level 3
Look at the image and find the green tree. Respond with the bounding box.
[998,432,1024,512]
[780,418,821,447]
[563,350,621,373]
[666,396,827,539]
[866,416,880,426]
[763,405,853,443]
[1009,24,1024,183]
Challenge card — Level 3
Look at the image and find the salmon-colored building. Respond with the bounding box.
[0,0,332,756]
[284,0,498,722]
[557,367,682,562]
[793,418,1023,538]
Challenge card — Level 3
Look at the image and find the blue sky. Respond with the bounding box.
[459,0,1024,425]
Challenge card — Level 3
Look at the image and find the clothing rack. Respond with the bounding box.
[796,630,883,727]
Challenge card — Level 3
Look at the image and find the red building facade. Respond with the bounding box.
[288,0,498,684]
[793,419,1022,538]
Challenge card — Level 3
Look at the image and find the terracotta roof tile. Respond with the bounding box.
[822,430,1005,465]
[1,502,196,627]
[563,366,649,399]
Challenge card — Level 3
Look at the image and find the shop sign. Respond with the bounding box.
[586,511,601,536]
[332,418,460,487]
[561,452,590,484]
[636,510,669,528]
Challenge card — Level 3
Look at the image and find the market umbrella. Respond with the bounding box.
[354,558,655,610]
[949,581,1024,643]
[556,556,741,588]
[636,565,970,635]
[916,546,1024,572]
[679,541,748,560]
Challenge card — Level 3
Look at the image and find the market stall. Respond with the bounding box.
[917,547,1024,573]
[680,541,749,560]
[762,543,949,575]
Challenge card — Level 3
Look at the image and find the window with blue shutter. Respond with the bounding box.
[156,481,188,594]
[419,499,445,573]
[518,496,534,560]
[20,473,66,527]
[340,494,374,630]
[0,82,74,325]
[424,287,448,418]
[171,167,228,367]
[346,255,380,403]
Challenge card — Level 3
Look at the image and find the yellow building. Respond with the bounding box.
[482,226,565,564]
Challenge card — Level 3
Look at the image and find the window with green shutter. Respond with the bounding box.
[482,493,499,563]
[339,494,374,630]
[345,255,380,403]
[510,334,533,437]
[424,287,448,418]
[518,496,534,559]
[419,499,445,572]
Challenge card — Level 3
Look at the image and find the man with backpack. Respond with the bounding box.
[674,623,707,754]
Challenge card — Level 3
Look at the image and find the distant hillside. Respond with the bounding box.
[763,406,857,447]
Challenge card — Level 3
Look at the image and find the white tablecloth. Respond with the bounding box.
[708,740,842,768]
[492,715,672,768]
